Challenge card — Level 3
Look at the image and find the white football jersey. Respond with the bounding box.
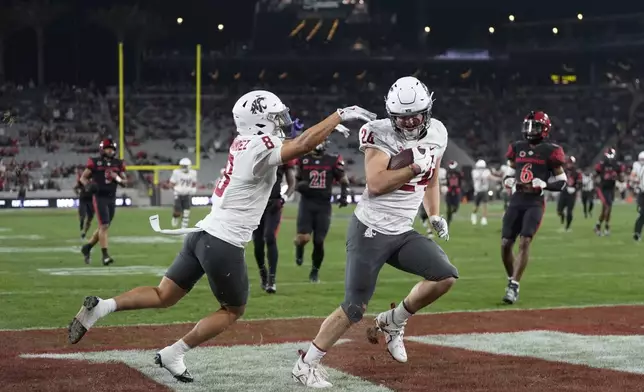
[632,161,644,188]
[195,134,282,247]
[355,118,448,235]
[170,169,198,196]
[471,168,492,193]
[581,173,594,192]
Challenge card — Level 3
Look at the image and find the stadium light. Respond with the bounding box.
[217,24,224,31]
[488,26,495,34]
[577,13,583,20]
[424,26,431,33]
[552,27,559,35]
[508,14,515,22]
[176,17,183,25]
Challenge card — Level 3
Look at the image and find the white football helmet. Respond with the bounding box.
[475,159,486,169]
[385,76,434,141]
[232,90,292,139]
[639,151,644,163]
[179,157,191,172]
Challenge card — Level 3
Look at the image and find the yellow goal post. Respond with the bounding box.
[117,42,203,187]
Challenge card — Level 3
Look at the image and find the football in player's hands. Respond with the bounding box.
[387,148,416,170]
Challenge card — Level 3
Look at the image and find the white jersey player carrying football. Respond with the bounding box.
[169,158,198,228]
[66,90,376,383]
[293,76,458,388]
[471,159,497,225]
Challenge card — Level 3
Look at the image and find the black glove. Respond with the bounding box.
[338,198,348,208]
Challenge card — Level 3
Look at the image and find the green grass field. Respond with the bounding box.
[0,202,642,330]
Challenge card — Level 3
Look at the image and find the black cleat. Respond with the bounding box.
[309,269,319,283]
[634,233,641,242]
[295,257,303,266]
[154,353,194,383]
[81,244,91,264]
[265,276,276,294]
[102,256,114,266]
[259,269,268,291]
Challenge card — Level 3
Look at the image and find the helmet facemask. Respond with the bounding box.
[522,120,546,142]
[265,108,293,140]
[388,109,430,141]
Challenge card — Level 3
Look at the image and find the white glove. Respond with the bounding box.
[429,215,449,240]
[532,178,547,189]
[334,124,351,138]
[566,187,576,194]
[411,146,433,174]
[503,177,516,189]
[337,106,377,123]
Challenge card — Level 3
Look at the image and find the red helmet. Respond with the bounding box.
[100,138,117,158]
[522,111,551,142]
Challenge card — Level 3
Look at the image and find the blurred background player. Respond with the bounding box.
[631,151,644,241]
[501,111,566,304]
[581,169,595,218]
[168,158,198,229]
[557,156,582,232]
[253,159,295,293]
[470,159,496,226]
[444,160,463,226]
[79,138,127,266]
[594,148,624,236]
[294,139,349,283]
[499,162,514,211]
[74,167,94,241]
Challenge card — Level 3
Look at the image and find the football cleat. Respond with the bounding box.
[291,350,332,388]
[81,244,91,264]
[481,217,488,226]
[368,303,408,363]
[634,233,642,242]
[155,348,194,383]
[309,269,319,283]
[102,256,114,266]
[594,224,602,236]
[68,296,100,344]
[295,257,303,266]
[502,282,520,305]
[259,270,268,291]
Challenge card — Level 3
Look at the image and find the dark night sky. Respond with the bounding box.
[2,0,643,85]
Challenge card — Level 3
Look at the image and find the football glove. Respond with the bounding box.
[531,178,547,189]
[411,146,433,174]
[296,180,310,193]
[503,176,516,189]
[334,124,351,138]
[338,198,348,208]
[429,215,449,240]
[337,106,377,123]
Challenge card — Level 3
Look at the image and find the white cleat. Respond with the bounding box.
[155,346,194,383]
[292,351,332,388]
[481,217,488,226]
[471,213,478,225]
[373,307,408,363]
[68,296,102,344]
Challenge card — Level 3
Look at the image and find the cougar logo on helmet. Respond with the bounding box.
[250,97,267,115]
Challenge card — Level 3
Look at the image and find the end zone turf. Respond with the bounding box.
[4,306,644,392]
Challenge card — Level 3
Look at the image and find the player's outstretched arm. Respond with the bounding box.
[280,106,375,163]
[364,148,416,196]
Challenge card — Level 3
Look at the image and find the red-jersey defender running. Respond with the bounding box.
[500,111,566,304]
[79,138,127,266]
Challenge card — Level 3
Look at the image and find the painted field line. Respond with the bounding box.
[0,270,641,296]
[2,302,644,332]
